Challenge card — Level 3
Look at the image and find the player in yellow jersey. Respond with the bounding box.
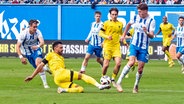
[99,7,123,87]
[24,41,110,93]
[156,16,175,67]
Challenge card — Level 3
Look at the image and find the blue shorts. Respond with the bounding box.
[26,48,43,68]
[176,46,184,54]
[87,44,102,58]
[129,44,149,63]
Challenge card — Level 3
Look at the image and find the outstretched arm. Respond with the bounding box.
[24,62,45,82]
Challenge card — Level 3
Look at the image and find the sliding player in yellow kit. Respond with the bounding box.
[24,41,110,93]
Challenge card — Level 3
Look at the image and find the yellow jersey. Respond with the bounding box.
[99,20,123,48]
[45,52,66,75]
[160,23,175,39]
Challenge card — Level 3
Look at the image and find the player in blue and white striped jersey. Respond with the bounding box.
[116,3,155,93]
[80,11,104,73]
[16,19,49,88]
[172,16,184,73]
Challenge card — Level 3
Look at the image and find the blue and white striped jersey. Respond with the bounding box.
[175,25,184,47]
[130,14,155,49]
[17,28,43,55]
[86,21,103,46]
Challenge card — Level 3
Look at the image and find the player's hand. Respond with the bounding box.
[108,35,112,40]
[31,45,39,50]
[20,57,27,65]
[120,36,125,42]
[85,39,89,43]
[25,76,33,82]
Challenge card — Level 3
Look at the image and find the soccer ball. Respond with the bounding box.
[100,75,111,85]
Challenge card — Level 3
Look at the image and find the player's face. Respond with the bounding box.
[110,10,118,21]
[55,44,63,55]
[95,14,101,23]
[138,9,148,18]
[29,23,38,34]
[178,18,184,26]
[162,16,167,23]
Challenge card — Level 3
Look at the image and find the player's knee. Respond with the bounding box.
[78,86,84,93]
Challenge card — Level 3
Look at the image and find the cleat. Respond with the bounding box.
[44,84,50,89]
[169,61,175,68]
[181,65,184,73]
[57,87,66,93]
[99,84,111,90]
[79,70,85,74]
[116,84,123,92]
[132,85,138,94]
[111,79,117,88]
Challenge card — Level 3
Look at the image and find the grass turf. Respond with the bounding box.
[0,57,184,104]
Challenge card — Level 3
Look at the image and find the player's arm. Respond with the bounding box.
[144,20,155,39]
[16,34,27,64]
[155,27,161,37]
[99,22,112,40]
[85,27,92,43]
[121,22,131,42]
[25,60,46,82]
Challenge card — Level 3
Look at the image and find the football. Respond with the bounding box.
[100,75,111,85]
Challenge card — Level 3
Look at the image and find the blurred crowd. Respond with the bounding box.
[0,0,184,4]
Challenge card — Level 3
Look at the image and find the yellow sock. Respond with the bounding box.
[67,87,84,93]
[81,74,99,87]
[165,50,172,62]
[111,73,117,80]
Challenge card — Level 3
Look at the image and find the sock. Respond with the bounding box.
[67,86,84,93]
[165,50,172,62]
[39,71,48,85]
[111,73,117,80]
[80,66,86,71]
[81,74,100,87]
[134,72,142,87]
[116,65,131,84]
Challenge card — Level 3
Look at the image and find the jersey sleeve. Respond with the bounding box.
[37,29,43,39]
[149,19,156,32]
[17,30,26,43]
[86,23,93,40]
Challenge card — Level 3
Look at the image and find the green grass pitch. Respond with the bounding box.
[0,57,184,104]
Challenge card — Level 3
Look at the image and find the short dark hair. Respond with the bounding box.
[29,19,39,26]
[137,3,148,10]
[95,11,101,15]
[178,16,184,20]
[109,7,119,14]
[52,41,63,50]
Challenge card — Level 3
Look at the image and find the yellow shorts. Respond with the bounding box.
[103,46,121,60]
[53,69,79,88]
[163,38,171,47]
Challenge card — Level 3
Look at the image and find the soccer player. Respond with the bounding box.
[99,7,123,87]
[16,19,50,89]
[116,3,155,93]
[80,11,103,74]
[156,16,175,67]
[172,16,184,73]
[24,41,110,93]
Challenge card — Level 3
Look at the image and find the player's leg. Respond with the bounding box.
[111,57,121,87]
[35,57,50,88]
[132,50,148,93]
[80,44,93,73]
[54,70,84,93]
[95,46,103,67]
[116,45,137,92]
[111,46,122,87]
[176,47,184,73]
[102,49,111,76]
[163,39,174,67]
[80,53,91,73]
